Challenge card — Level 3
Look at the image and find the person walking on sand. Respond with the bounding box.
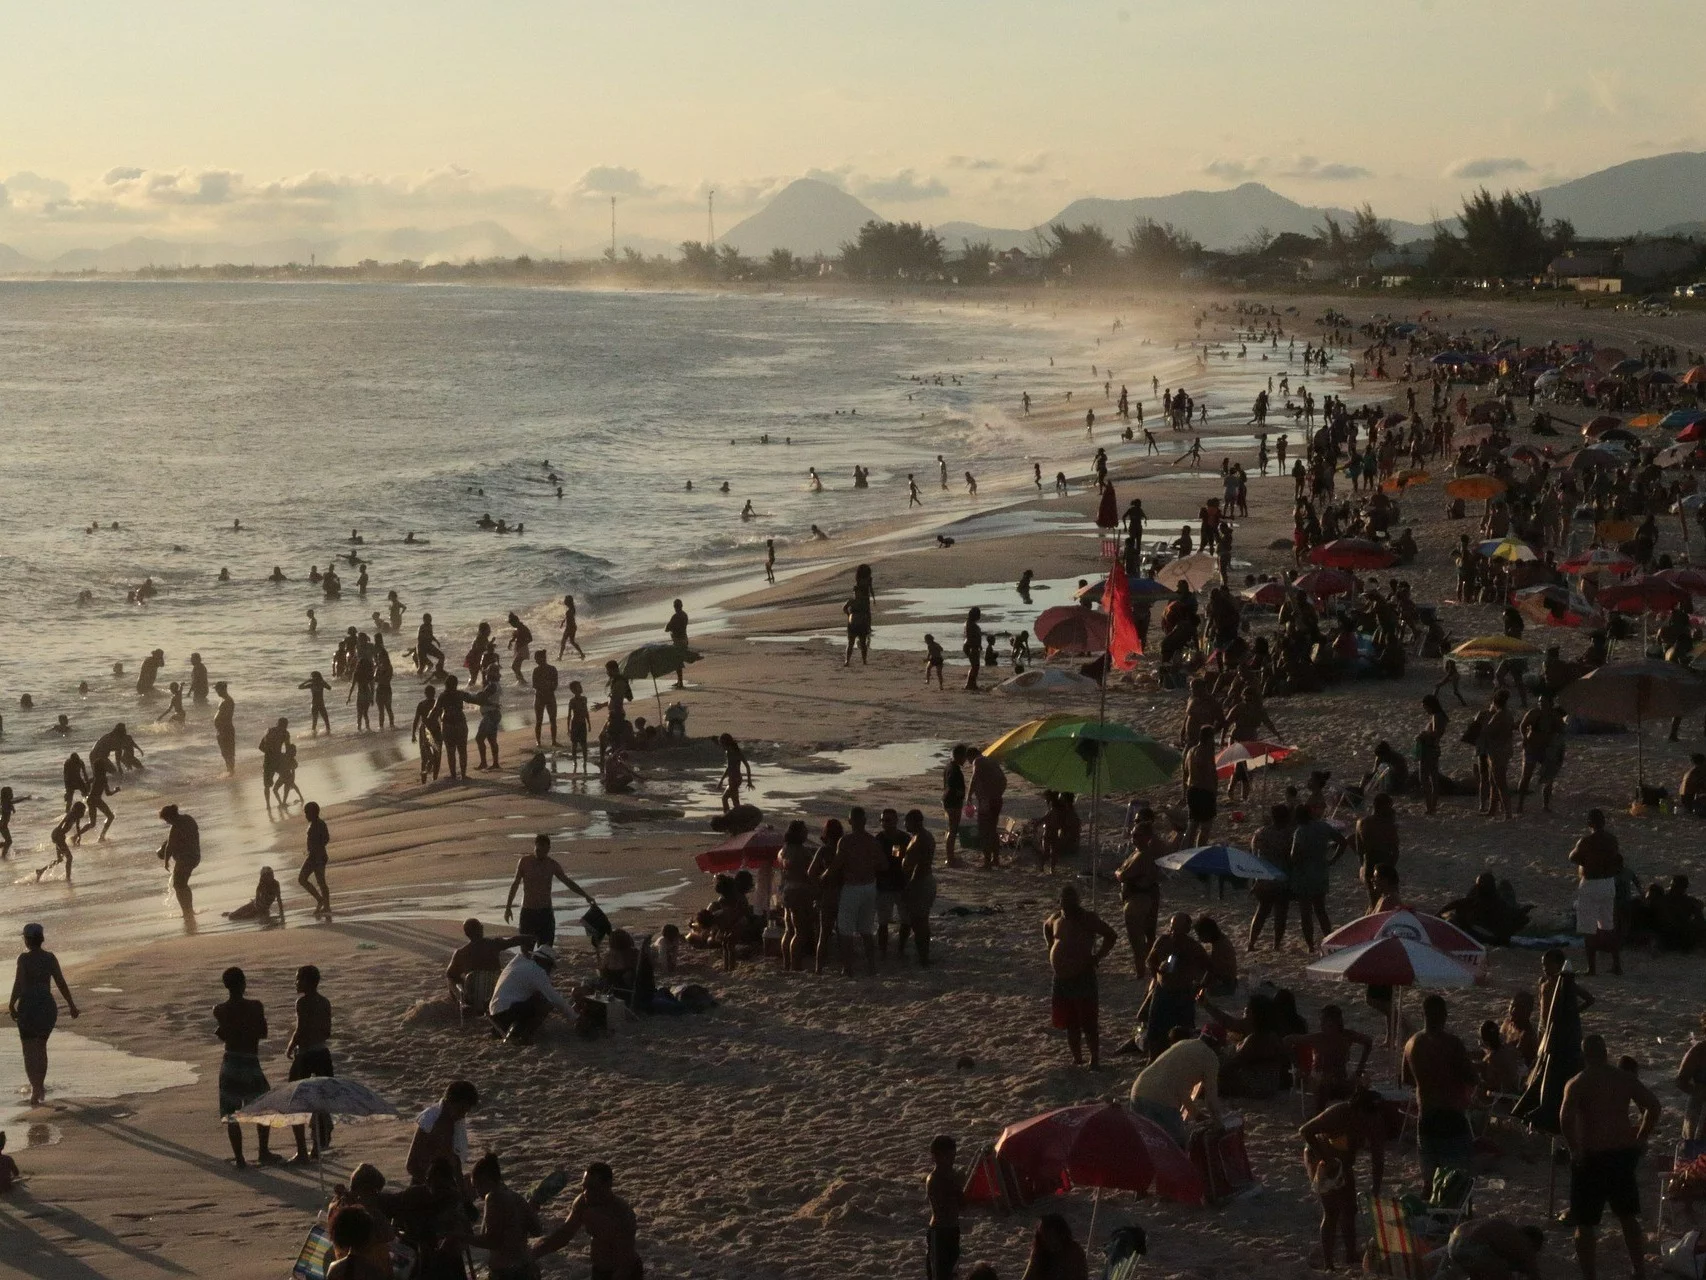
[558,595,585,660]
[504,833,596,948]
[962,607,984,692]
[533,1162,642,1279]
[1043,884,1117,1069]
[158,804,202,921]
[10,922,79,1107]
[506,612,533,687]
[1560,1034,1661,1280]
[665,599,691,688]
[213,682,237,774]
[299,801,332,918]
[285,963,334,1162]
[213,966,276,1168]
[1182,726,1219,845]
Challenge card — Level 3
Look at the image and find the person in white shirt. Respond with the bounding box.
[488,943,569,1043]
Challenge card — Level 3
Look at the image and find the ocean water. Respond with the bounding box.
[0,283,1072,799]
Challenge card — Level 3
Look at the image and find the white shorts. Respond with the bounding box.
[837,883,878,936]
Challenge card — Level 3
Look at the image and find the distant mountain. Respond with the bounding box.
[937,184,1432,254]
[1532,152,1706,238]
[0,243,40,272]
[720,179,882,257]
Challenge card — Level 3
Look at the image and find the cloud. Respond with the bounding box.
[1446,157,1532,180]
[1205,155,1371,183]
[103,166,144,184]
[853,169,948,202]
[573,165,661,199]
[945,153,1048,175]
[947,155,1003,171]
[802,167,851,191]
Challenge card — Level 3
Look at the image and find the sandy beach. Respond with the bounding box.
[9,289,1706,1280]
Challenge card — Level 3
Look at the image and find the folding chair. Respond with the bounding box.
[1658,1138,1706,1234]
[1363,1194,1430,1280]
[1417,1170,1475,1241]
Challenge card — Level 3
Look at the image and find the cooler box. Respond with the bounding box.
[1189,1113,1255,1202]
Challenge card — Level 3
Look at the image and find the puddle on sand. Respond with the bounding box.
[643,739,952,821]
[324,874,691,923]
[0,1030,198,1128]
[20,1122,62,1148]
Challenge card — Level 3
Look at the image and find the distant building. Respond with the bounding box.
[995,248,1042,281]
[1622,239,1700,281]
[1548,249,1617,279]
[1572,276,1622,294]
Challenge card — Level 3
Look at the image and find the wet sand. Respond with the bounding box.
[9,292,1706,1278]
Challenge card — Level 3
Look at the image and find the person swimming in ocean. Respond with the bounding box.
[811,525,829,540]
[306,607,317,636]
[269,566,288,582]
[741,501,756,520]
[387,590,406,632]
[157,682,186,725]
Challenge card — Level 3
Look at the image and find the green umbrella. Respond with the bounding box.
[1003,721,1180,794]
[619,641,701,718]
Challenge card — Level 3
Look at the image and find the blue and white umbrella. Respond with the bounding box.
[1156,844,1284,881]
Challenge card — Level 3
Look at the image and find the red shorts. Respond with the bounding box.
[1051,996,1099,1035]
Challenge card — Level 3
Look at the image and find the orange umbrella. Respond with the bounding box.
[1629,412,1664,428]
[1445,474,1505,501]
[1681,365,1706,387]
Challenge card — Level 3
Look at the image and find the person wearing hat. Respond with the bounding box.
[488,939,570,1044]
[10,923,79,1106]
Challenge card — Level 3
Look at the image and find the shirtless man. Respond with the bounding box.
[1114,807,1165,975]
[1570,810,1624,976]
[213,966,275,1168]
[558,595,585,660]
[1299,1088,1387,1271]
[1043,884,1118,1068]
[285,964,334,1161]
[1560,1034,1661,1280]
[830,807,881,978]
[1402,994,1477,1187]
[1182,726,1219,845]
[259,718,291,811]
[213,682,237,774]
[1517,693,1566,814]
[566,681,590,775]
[471,1153,543,1280]
[300,671,332,735]
[299,801,332,917]
[445,919,526,1012]
[925,1134,963,1280]
[1287,1004,1374,1112]
[665,600,691,688]
[506,613,533,687]
[158,804,202,919]
[533,1162,641,1280]
[415,613,445,675]
[532,650,559,746]
[503,834,595,948]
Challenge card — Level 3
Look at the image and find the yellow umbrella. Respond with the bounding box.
[1451,634,1541,661]
[1629,413,1664,428]
[1485,538,1538,563]
[1445,474,1506,501]
[985,713,1089,761]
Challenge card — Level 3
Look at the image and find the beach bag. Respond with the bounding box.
[959,799,980,850]
[580,904,613,948]
[1190,1115,1254,1202]
[291,1223,334,1280]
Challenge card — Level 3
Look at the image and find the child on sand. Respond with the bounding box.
[567,682,590,776]
[923,635,945,688]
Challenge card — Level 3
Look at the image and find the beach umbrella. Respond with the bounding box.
[1431,351,1467,366]
[1593,347,1629,369]
[993,1102,1204,1206]
[1123,576,1177,602]
[995,669,1103,697]
[1073,580,1105,604]
[1306,936,1476,988]
[1157,844,1284,881]
[1655,567,1706,596]
[1319,908,1486,970]
[1035,605,1110,656]
[1241,580,1289,607]
[1677,422,1706,444]
[696,825,785,874]
[1559,547,1635,577]
[1294,568,1355,599]
[1594,427,1640,446]
[986,713,1090,761]
[1477,537,1538,563]
[1095,484,1119,530]
[1643,370,1677,386]
[1608,358,1645,376]
[1512,585,1604,630]
[1002,721,1180,795]
[1629,412,1665,428]
[1215,739,1293,779]
[1582,415,1623,437]
[1682,365,1706,387]
[1597,578,1691,615]
[1570,445,1627,472]
[1309,538,1396,571]
[1655,444,1704,468]
[1660,410,1706,431]
[1505,444,1543,465]
[620,641,702,717]
[1444,474,1505,501]
[1154,553,1220,591]
[1558,660,1706,785]
[1457,425,1496,448]
[1451,634,1540,661]
[232,1077,399,1192]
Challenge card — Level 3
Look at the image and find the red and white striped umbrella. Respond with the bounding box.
[1307,936,1477,988]
[1318,908,1486,968]
[1215,740,1294,780]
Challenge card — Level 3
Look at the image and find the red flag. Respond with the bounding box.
[1105,562,1144,668]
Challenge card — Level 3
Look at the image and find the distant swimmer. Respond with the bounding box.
[719,481,730,494]
[158,682,186,725]
[232,519,243,532]
[135,577,158,602]
[76,590,93,605]
[477,512,497,530]
[356,564,368,596]
[811,525,829,540]
[403,532,429,544]
[685,480,693,492]
[965,471,978,497]
[348,529,364,544]
[269,566,288,582]
[137,649,165,695]
[189,653,209,703]
[558,595,585,661]
[765,539,776,584]
[809,468,823,493]
[741,501,756,521]
[306,607,318,636]
[387,590,406,632]
[322,565,341,599]
[218,567,231,582]
[47,714,71,736]
[342,549,360,566]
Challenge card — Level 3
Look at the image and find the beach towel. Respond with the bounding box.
[1363,1194,1428,1279]
[1575,877,1618,934]
[291,1223,333,1280]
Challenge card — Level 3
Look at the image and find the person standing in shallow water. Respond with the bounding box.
[665,599,691,688]
[299,801,332,917]
[532,649,559,746]
[213,682,237,774]
[10,922,79,1107]
[558,594,585,660]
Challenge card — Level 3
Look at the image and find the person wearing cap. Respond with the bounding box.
[488,939,570,1043]
[10,923,79,1106]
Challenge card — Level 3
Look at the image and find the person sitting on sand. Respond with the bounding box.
[1286,1003,1373,1113]
[1476,1019,1526,1099]
[489,942,569,1043]
[224,867,285,924]
[1438,873,1533,947]
[1020,1212,1088,1280]
[325,1206,392,1280]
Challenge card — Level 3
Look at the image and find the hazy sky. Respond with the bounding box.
[2,0,1701,255]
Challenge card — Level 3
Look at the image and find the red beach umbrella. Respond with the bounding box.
[1294,568,1355,599]
[695,825,786,874]
[1034,605,1111,656]
[1215,740,1294,780]
[1307,936,1476,987]
[1095,484,1119,530]
[1319,908,1486,969]
[992,1102,1204,1205]
[1655,568,1706,597]
[1597,578,1691,616]
[1309,538,1396,571]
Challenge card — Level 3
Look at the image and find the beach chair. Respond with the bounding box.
[1418,1169,1475,1240]
[1363,1194,1430,1280]
[1659,1139,1706,1234]
[291,1222,333,1280]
